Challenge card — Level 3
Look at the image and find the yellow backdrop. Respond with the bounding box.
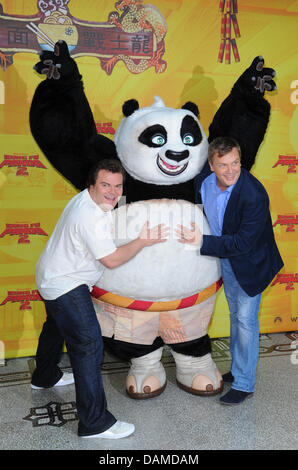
[0,0,297,358]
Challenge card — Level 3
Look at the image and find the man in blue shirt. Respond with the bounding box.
[176,137,283,405]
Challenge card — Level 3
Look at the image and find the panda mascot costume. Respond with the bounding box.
[30,40,276,399]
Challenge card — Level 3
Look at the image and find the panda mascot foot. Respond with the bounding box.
[126,347,167,399]
[171,351,223,396]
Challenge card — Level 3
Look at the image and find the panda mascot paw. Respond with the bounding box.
[33,40,81,82]
[232,55,277,97]
[208,56,276,172]
[172,351,223,396]
[126,348,167,399]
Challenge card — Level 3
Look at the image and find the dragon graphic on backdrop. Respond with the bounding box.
[0,0,167,74]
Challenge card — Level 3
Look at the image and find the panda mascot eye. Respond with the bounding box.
[138,124,167,148]
[183,134,195,145]
[152,134,166,146]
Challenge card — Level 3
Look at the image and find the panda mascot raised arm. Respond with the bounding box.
[30,40,276,399]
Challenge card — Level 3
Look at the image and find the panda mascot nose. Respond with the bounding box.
[165,149,189,162]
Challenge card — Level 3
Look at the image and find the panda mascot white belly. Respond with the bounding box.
[96,199,220,302]
[92,97,224,398]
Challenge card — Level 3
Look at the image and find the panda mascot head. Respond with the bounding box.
[114,96,209,186]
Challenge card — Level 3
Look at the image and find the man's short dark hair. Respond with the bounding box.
[87,159,126,187]
[208,137,241,163]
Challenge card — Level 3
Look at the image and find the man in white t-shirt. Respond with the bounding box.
[31,159,169,439]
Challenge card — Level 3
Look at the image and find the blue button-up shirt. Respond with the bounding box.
[201,172,235,236]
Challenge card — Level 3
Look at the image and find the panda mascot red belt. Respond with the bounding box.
[30,40,276,399]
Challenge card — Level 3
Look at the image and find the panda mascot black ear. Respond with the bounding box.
[122,99,140,117]
[181,101,199,118]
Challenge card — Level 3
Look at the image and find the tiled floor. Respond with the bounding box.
[0,332,297,452]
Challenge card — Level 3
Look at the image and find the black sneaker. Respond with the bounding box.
[220,388,253,406]
[222,371,234,383]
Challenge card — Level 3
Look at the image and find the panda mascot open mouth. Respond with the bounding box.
[157,154,188,176]
[114,96,209,185]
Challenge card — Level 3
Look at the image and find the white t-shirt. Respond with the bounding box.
[36,189,117,300]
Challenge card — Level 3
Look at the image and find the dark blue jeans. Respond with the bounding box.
[31,284,116,436]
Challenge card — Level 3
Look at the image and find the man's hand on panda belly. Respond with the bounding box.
[33,40,80,80]
[99,222,170,269]
[139,222,170,247]
[175,223,203,247]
